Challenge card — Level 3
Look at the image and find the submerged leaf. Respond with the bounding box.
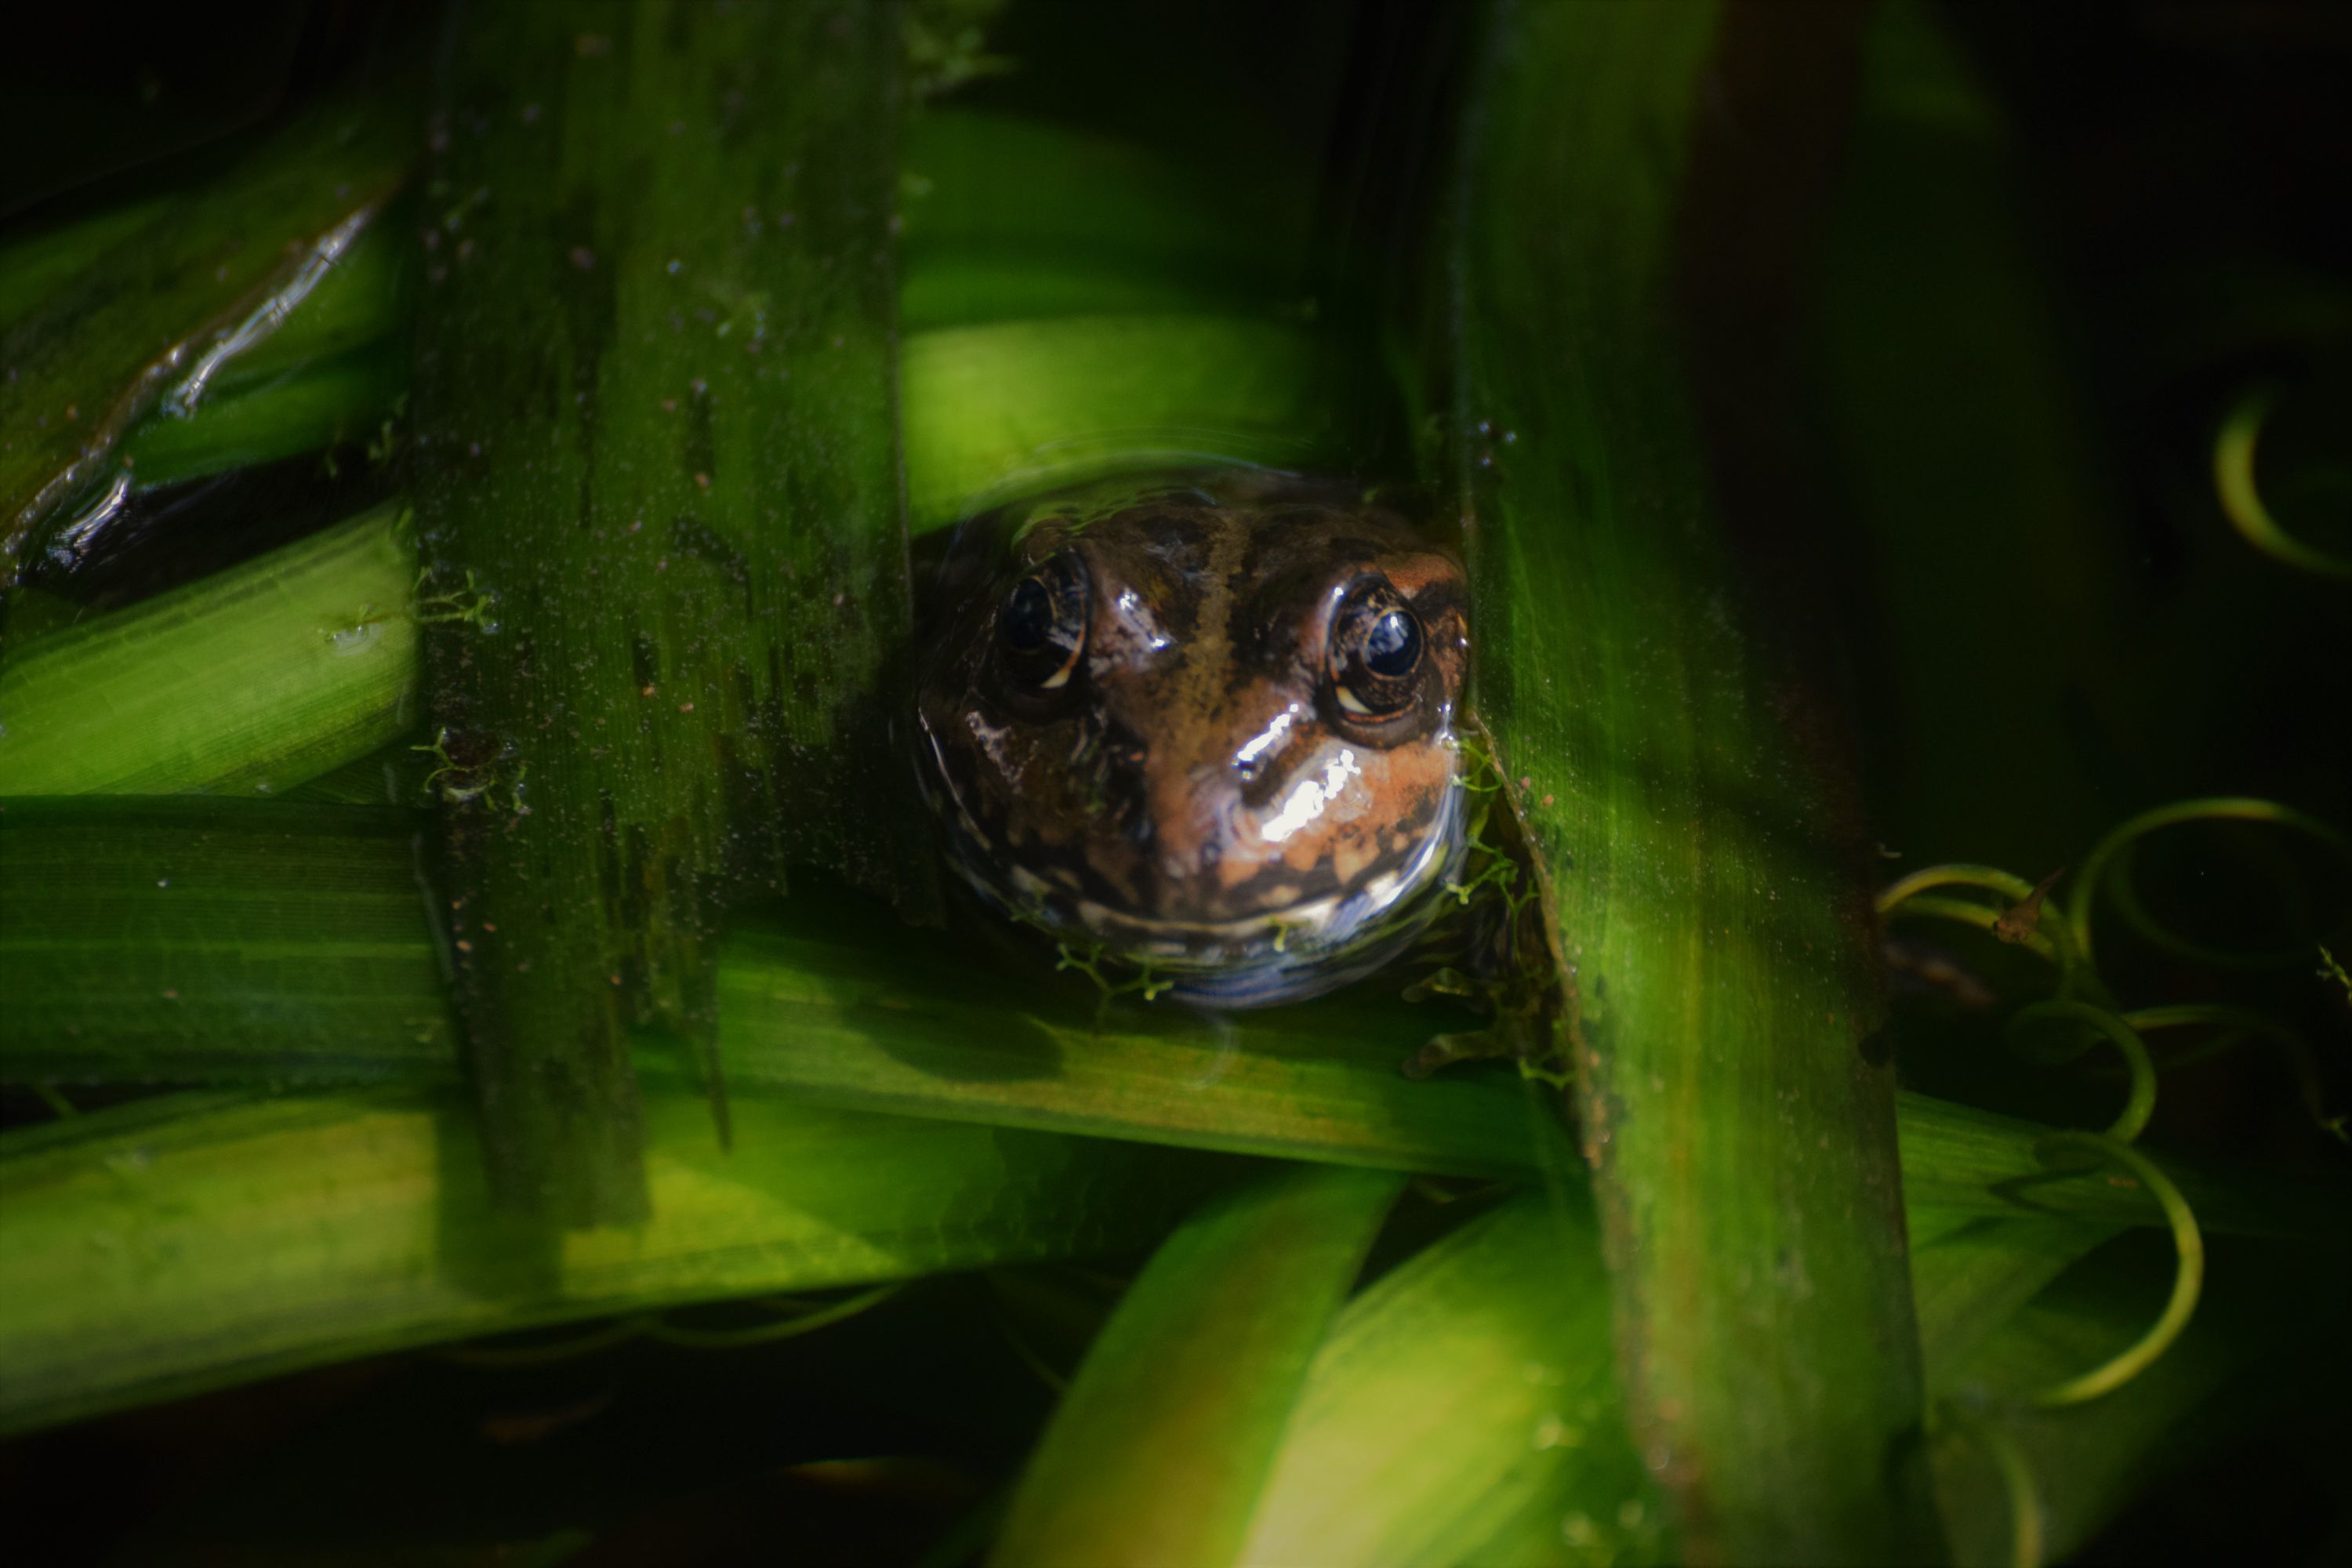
[10,804,2341,1246]
[0,501,416,796]
[0,99,408,590]
[0,1085,1219,1439]
[1242,1191,1669,1568]
[1444,2,1934,1557]
[996,1165,1400,1567]
[411,0,928,1221]
[0,798,454,1083]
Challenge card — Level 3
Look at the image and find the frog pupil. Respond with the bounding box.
[1003,577,1054,652]
[1363,608,1421,677]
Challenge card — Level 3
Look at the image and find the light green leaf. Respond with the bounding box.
[1242,1192,1668,1568]
[996,1165,1402,1567]
[0,502,416,796]
[0,1085,1221,1439]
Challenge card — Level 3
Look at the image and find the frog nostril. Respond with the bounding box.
[1235,752,1296,811]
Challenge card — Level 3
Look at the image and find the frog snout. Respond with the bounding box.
[1125,744,1341,924]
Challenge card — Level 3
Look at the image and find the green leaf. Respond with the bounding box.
[1891,1094,2342,1242]
[1445,4,1936,1556]
[0,99,408,589]
[0,1084,1222,1439]
[1907,1210,2121,1391]
[410,0,927,1222]
[0,501,417,796]
[899,110,1308,331]
[995,1165,1401,1567]
[16,209,412,495]
[1242,1191,1670,1567]
[1927,1238,2352,1567]
[7,803,2344,1243]
[711,922,1560,1178]
[900,314,1344,530]
[0,797,455,1083]
[114,340,405,490]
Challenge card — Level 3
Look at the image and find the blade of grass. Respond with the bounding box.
[710,921,1559,1179]
[174,215,410,392]
[0,199,170,327]
[5,206,408,513]
[899,314,1345,531]
[0,798,454,1083]
[0,1084,1225,1439]
[994,1165,1402,1567]
[1,98,408,588]
[0,500,416,795]
[1927,1237,2352,1568]
[1907,1210,2122,1391]
[114,341,405,491]
[410,0,925,1222]
[278,737,436,806]
[1889,1093,2343,1242]
[1444,4,1934,1556]
[8,808,2341,1241]
[1240,1191,1671,1567]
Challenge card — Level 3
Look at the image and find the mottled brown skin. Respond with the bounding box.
[915,474,1470,1006]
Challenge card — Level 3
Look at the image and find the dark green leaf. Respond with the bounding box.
[411,0,927,1221]
[0,797,454,1083]
[1,100,408,589]
[1927,1238,2352,1567]
[1445,3,1935,1557]
[10,806,2342,1246]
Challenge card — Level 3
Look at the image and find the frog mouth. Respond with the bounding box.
[917,720,1466,1004]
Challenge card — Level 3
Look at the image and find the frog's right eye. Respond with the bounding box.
[997,550,1090,689]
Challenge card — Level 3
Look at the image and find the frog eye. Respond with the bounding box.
[997,550,1090,689]
[1328,580,1425,718]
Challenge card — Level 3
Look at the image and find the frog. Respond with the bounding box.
[913,470,1473,1008]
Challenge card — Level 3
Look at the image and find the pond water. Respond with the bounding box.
[2,3,2347,1564]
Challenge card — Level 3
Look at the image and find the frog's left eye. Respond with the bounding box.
[997,550,1090,689]
[1328,580,1425,718]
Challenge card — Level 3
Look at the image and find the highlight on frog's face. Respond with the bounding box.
[915,476,1470,1006]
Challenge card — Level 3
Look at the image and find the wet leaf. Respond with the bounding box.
[0,1085,1221,1438]
[10,804,2343,1246]
[0,798,453,1083]
[1,100,408,589]
[410,0,927,1221]
[0,502,416,796]
[1443,3,1935,1559]
[1241,1191,1670,1568]
[996,1165,1400,1567]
